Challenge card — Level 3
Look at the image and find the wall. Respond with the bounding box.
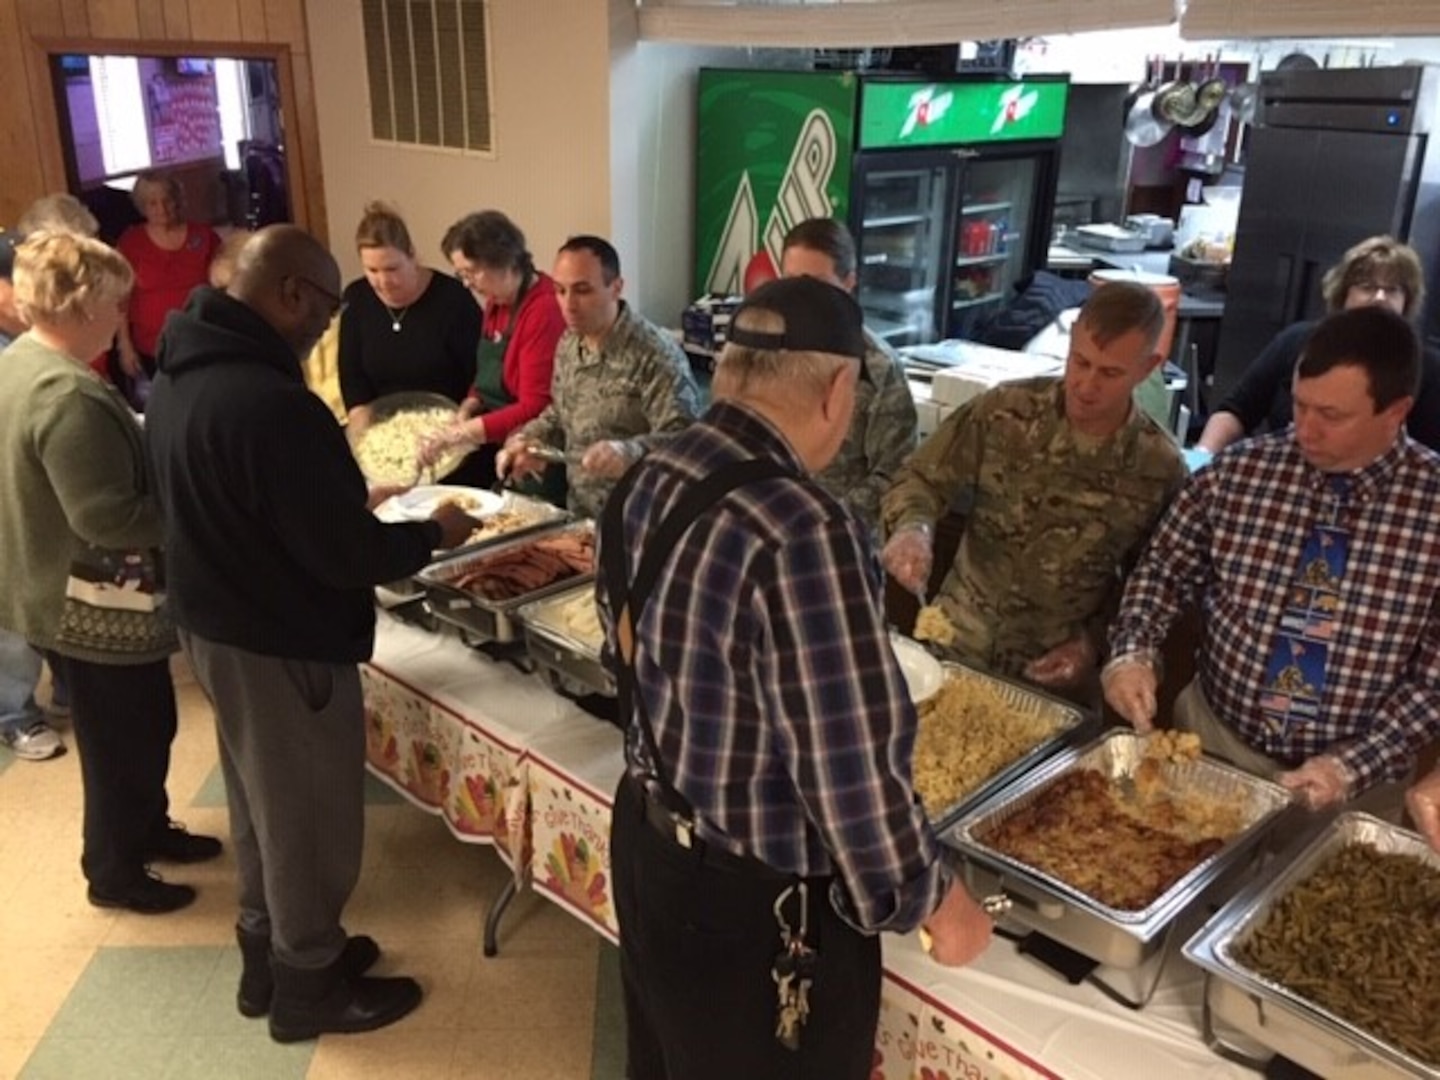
[0,0,324,237]
[306,0,616,298]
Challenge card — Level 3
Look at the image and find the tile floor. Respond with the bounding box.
[0,658,625,1080]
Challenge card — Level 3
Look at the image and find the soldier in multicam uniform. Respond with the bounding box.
[881,281,1186,701]
[780,218,917,535]
[499,235,701,520]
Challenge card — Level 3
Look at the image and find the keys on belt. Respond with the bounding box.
[772,882,815,1052]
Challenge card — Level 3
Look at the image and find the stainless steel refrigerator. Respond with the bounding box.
[1214,65,1440,400]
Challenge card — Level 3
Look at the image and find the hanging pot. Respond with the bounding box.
[1228,81,1259,124]
[1152,59,1198,126]
[1194,54,1229,115]
[1123,56,1172,147]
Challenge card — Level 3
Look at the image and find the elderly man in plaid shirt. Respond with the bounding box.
[1105,306,1440,815]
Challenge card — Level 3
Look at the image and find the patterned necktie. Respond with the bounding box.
[1258,476,1351,739]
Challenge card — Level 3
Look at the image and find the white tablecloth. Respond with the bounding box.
[365,611,1259,1079]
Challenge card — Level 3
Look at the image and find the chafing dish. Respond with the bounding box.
[921,662,1095,832]
[417,521,595,644]
[516,580,616,697]
[1185,813,1440,1079]
[945,729,1292,970]
[376,493,570,601]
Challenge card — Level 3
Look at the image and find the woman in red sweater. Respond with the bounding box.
[115,171,221,408]
[430,210,565,496]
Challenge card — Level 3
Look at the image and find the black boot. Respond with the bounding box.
[236,928,383,1018]
[268,958,421,1043]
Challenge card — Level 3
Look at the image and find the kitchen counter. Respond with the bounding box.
[1047,243,1226,319]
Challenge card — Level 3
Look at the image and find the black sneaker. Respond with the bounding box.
[147,821,223,863]
[88,871,197,914]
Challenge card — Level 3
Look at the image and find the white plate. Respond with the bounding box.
[378,486,505,523]
[890,632,944,705]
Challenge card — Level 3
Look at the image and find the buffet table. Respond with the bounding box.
[363,610,1258,1078]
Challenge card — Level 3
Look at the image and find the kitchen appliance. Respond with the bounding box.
[1185,813,1440,1078]
[1072,222,1148,253]
[1214,64,1440,400]
[694,69,1067,348]
[945,729,1292,1005]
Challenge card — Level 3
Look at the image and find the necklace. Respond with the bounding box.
[383,303,410,332]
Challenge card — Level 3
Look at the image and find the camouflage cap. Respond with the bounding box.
[729,275,871,380]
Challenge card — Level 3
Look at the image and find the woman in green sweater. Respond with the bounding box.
[0,230,219,913]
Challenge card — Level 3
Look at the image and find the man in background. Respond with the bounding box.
[499,235,700,518]
[146,225,475,1042]
[780,217,917,535]
[882,281,1185,700]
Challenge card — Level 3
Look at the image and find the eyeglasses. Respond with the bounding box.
[1352,280,1405,301]
[294,275,348,317]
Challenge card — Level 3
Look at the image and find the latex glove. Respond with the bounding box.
[581,439,634,479]
[880,524,934,597]
[497,437,545,482]
[456,397,482,421]
[1405,767,1440,853]
[429,502,481,550]
[1101,655,1158,733]
[417,422,479,468]
[1279,754,1355,811]
[921,880,993,968]
[1024,635,1097,689]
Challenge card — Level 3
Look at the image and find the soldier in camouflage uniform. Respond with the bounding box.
[881,282,1186,698]
[781,218,917,535]
[500,236,701,520]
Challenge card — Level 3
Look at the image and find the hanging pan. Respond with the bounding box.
[1124,56,1172,147]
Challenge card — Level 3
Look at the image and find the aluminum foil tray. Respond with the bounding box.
[417,521,594,644]
[1185,813,1440,1079]
[945,729,1291,962]
[517,581,616,697]
[922,662,1094,832]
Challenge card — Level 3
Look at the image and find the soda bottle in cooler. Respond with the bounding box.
[993,217,1008,254]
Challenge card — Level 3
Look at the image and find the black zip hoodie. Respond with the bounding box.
[146,287,440,662]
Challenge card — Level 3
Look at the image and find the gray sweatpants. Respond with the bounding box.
[181,630,364,970]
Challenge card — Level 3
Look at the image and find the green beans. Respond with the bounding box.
[1236,844,1440,1066]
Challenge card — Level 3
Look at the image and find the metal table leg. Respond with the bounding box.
[483,876,519,957]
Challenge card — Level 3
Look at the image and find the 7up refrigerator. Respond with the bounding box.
[695,69,1069,348]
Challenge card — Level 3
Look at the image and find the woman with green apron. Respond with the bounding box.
[427,211,566,502]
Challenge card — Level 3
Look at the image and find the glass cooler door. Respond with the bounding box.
[853,154,955,349]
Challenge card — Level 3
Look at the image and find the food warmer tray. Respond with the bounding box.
[416,521,594,644]
[944,729,1293,969]
[376,493,571,601]
[1184,813,1440,1079]
[516,580,616,698]
[924,662,1096,833]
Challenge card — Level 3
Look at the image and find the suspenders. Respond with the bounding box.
[600,457,789,823]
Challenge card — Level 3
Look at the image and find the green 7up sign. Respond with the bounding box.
[694,70,857,296]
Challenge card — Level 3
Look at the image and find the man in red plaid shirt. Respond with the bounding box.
[1105,306,1440,815]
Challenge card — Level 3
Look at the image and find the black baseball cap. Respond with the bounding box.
[727,275,871,381]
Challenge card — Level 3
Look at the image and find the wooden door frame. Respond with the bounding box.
[25,35,321,238]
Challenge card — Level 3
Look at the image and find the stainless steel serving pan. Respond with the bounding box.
[516,580,616,697]
[1185,812,1440,1079]
[377,493,569,601]
[923,662,1095,833]
[417,521,595,644]
[945,729,1292,968]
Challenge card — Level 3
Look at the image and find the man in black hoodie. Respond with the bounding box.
[146,225,475,1042]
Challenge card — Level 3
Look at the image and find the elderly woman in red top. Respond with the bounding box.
[422,210,565,494]
[116,171,221,407]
